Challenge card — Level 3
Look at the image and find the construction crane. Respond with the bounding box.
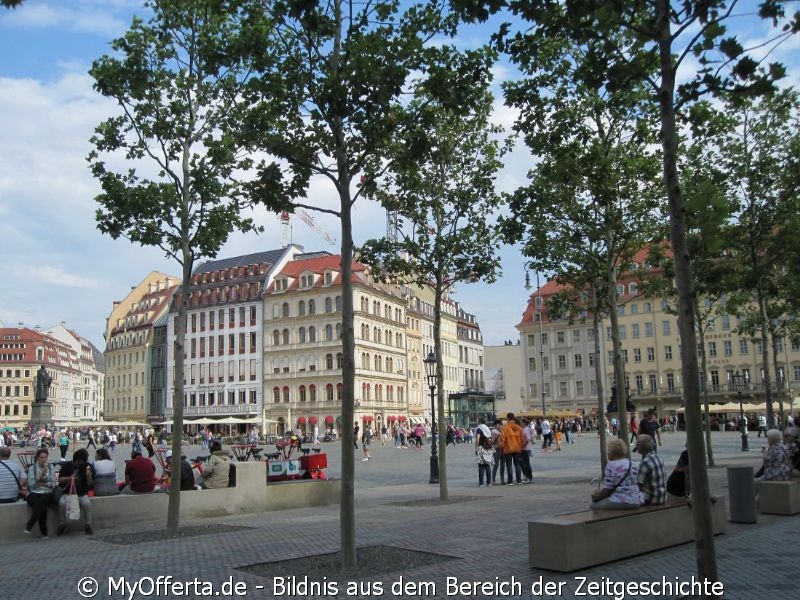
[280,208,337,248]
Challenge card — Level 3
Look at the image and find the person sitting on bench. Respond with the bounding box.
[591,438,642,510]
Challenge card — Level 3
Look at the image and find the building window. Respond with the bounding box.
[647,347,655,361]
[632,324,640,338]
[739,338,748,355]
[557,331,565,344]
[282,386,290,403]
[558,355,566,369]
[633,348,641,363]
[299,386,306,403]
[326,353,333,369]
[309,385,316,402]
[708,341,717,357]
[665,345,673,360]
[326,384,334,402]
[308,300,316,315]
[574,354,582,368]
[282,302,290,318]
[662,320,671,336]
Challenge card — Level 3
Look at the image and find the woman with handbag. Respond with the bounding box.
[25,448,55,538]
[591,438,642,510]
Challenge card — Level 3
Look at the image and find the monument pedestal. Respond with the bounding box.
[30,402,53,426]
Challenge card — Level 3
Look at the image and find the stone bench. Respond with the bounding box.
[528,497,727,572]
[757,480,800,515]
[1,462,340,541]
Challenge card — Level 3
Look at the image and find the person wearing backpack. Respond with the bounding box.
[474,417,494,487]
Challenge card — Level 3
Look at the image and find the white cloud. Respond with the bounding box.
[0,1,137,37]
[30,266,101,289]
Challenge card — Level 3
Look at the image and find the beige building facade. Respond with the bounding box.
[105,272,177,422]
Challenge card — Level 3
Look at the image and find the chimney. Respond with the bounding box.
[17,322,23,328]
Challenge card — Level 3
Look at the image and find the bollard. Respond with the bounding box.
[727,465,757,523]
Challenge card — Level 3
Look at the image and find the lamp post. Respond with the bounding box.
[423,351,439,484]
[732,370,749,452]
[524,271,547,418]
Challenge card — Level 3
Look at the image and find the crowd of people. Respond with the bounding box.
[0,428,236,539]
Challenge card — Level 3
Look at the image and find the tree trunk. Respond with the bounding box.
[606,248,629,444]
[758,294,775,427]
[655,0,717,582]
[434,282,448,501]
[695,302,715,467]
[592,282,608,475]
[338,188,356,568]
[770,330,786,428]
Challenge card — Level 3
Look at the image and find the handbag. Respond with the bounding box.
[66,477,81,521]
[592,460,632,503]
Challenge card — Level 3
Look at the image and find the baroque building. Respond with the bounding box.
[165,247,302,425]
[104,272,177,422]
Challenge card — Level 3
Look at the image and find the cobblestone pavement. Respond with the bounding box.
[2,431,796,600]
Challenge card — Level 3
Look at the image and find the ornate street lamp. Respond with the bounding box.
[423,351,439,484]
[732,370,749,452]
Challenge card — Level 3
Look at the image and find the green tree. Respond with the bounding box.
[359,89,503,502]
[1,1,24,8]
[714,89,800,428]
[239,0,491,568]
[500,32,665,451]
[458,0,798,580]
[88,0,288,534]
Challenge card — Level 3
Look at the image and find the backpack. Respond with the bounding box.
[480,431,493,451]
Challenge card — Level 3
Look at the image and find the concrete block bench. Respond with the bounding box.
[528,497,727,572]
[757,480,800,515]
[1,461,340,542]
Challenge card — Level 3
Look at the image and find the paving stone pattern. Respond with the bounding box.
[2,431,796,600]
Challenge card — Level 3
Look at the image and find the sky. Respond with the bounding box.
[0,1,797,351]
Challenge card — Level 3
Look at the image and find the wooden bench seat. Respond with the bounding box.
[528,497,727,572]
[757,480,800,515]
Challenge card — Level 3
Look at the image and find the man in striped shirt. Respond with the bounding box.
[636,434,666,505]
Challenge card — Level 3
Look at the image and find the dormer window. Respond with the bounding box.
[324,271,333,285]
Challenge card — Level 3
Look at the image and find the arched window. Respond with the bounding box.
[309,326,316,342]
[273,387,280,403]
[398,387,404,403]
[326,353,333,369]
[384,329,390,345]
[325,297,332,313]
[336,323,342,339]
[362,324,369,340]
[387,385,394,402]
[336,353,343,369]
[336,383,343,401]
[282,386,290,403]
[326,384,334,402]
[282,329,290,345]
[272,303,280,318]
[374,355,381,371]
[298,300,306,316]
[282,302,290,317]
[376,385,383,402]
[373,327,379,342]
[299,386,307,403]
[272,330,280,346]
[335,296,342,311]
[297,356,306,371]
[628,283,638,295]
[309,384,317,402]
[308,299,316,315]
[385,304,391,318]
[396,333,402,347]
[325,324,333,341]
[298,327,306,343]
[361,297,368,312]
[364,353,370,369]
[309,355,317,371]
[387,358,393,373]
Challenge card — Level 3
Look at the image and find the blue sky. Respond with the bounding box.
[0,1,796,350]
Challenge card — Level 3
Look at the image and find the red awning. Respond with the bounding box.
[308,416,318,425]
[363,415,374,422]
[398,415,407,421]
[387,415,396,422]
[324,415,334,424]
[297,416,307,425]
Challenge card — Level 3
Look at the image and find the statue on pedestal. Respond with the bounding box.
[35,365,52,403]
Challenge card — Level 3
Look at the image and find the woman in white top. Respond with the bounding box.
[591,438,642,510]
[92,448,119,496]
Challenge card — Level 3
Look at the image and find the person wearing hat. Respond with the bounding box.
[123,449,156,494]
[201,440,230,489]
